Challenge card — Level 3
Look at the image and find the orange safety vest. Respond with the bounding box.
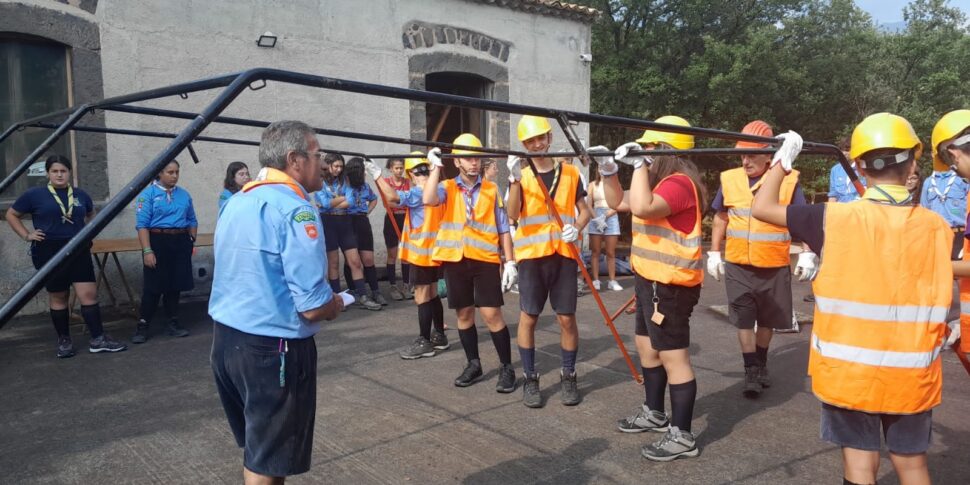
[432,179,501,264]
[961,210,970,354]
[400,200,443,268]
[631,175,703,287]
[810,201,951,414]
[512,162,580,261]
[722,167,799,268]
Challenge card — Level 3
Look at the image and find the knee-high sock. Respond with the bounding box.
[458,327,480,362]
[519,347,536,376]
[489,327,512,365]
[643,365,668,412]
[561,348,578,375]
[431,296,445,332]
[756,345,769,366]
[417,301,433,340]
[363,265,379,292]
[139,291,161,323]
[401,263,411,285]
[79,304,105,339]
[669,380,697,433]
[343,263,353,291]
[50,308,70,338]
[162,291,180,321]
[387,264,397,285]
[328,278,341,294]
[352,279,367,296]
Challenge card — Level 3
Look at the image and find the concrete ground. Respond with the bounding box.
[1,277,968,485]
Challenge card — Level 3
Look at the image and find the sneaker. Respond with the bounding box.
[641,426,699,462]
[617,404,669,433]
[389,285,405,301]
[56,337,76,358]
[522,373,543,408]
[454,359,483,387]
[131,320,150,344]
[743,366,762,398]
[758,365,772,388]
[592,280,601,291]
[404,284,415,300]
[372,291,389,306]
[560,370,581,406]
[399,337,436,360]
[430,330,449,350]
[496,363,516,393]
[608,280,624,292]
[166,320,190,338]
[355,294,382,311]
[89,334,127,353]
[577,280,588,297]
[775,314,800,334]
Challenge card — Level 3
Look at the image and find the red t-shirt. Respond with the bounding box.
[384,176,410,214]
[652,174,698,234]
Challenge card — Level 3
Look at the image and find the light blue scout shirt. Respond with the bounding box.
[135,182,198,229]
[920,170,969,228]
[218,188,233,211]
[828,163,866,203]
[435,176,510,234]
[397,186,428,228]
[317,178,350,215]
[209,171,333,339]
[346,183,377,215]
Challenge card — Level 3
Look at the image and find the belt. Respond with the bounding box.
[149,228,189,234]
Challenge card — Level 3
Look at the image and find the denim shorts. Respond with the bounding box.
[588,207,620,236]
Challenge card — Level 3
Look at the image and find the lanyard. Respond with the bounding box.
[47,183,75,224]
[928,173,957,202]
[869,185,913,206]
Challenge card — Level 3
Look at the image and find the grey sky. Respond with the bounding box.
[855,0,970,24]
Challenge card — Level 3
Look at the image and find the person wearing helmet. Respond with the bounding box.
[922,114,970,259]
[707,120,813,399]
[597,115,708,461]
[369,152,449,360]
[506,115,592,408]
[752,113,949,485]
[422,134,517,392]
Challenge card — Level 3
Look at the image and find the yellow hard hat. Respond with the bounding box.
[517,115,552,142]
[452,133,483,155]
[932,109,970,170]
[849,112,922,162]
[404,151,428,172]
[636,115,694,150]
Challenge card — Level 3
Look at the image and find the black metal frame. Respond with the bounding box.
[0,67,860,325]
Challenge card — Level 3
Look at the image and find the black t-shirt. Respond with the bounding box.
[535,167,587,201]
[787,204,826,254]
[11,186,94,240]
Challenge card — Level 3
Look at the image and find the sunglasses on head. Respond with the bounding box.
[411,166,430,176]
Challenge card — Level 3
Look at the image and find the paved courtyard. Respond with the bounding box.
[1,277,968,484]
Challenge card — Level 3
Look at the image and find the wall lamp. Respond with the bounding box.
[256,32,278,48]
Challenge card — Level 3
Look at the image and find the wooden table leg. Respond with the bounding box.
[95,253,119,307]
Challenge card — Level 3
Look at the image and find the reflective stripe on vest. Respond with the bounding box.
[722,167,798,268]
[630,175,704,286]
[810,201,951,414]
[960,214,970,353]
[432,179,501,264]
[513,163,580,261]
[400,203,443,267]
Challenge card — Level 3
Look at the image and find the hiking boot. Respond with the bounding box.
[617,404,669,433]
[166,320,190,338]
[522,373,543,408]
[743,366,762,398]
[56,337,76,359]
[758,365,772,388]
[372,291,389,306]
[355,294,382,311]
[454,359,483,387]
[131,320,150,344]
[89,334,127,353]
[388,285,405,301]
[429,330,449,350]
[641,426,699,462]
[399,337,436,360]
[496,363,516,393]
[560,370,581,406]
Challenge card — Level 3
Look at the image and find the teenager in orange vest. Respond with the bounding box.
[368,155,449,360]
[506,115,592,408]
[753,113,949,485]
[422,134,517,392]
[597,115,708,461]
[707,120,815,398]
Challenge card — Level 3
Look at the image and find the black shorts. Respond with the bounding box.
[30,239,96,293]
[820,403,933,454]
[351,214,374,252]
[384,212,406,249]
[143,232,194,294]
[321,214,357,253]
[518,254,578,315]
[211,322,318,477]
[410,264,442,286]
[442,258,504,309]
[724,262,793,330]
[633,275,700,351]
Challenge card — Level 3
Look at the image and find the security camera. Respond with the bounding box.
[579,53,592,63]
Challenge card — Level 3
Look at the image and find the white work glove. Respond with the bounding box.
[794,251,818,282]
[561,223,579,243]
[588,145,618,176]
[363,160,382,179]
[427,148,444,169]
[706,251,725,281]
[591,215,607,232]
[771,131,803,173]
[614,142,651,170]
[506,155,523,183]
[501,261,518,293]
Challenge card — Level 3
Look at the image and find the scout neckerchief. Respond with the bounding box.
[47,183,74,224]
[862,184,912,206]
[153,181,174,203]
[928,170,958,203]
[242,167,308,200]
[457,175,480,222]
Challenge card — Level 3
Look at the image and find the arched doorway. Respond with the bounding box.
[424,72,491,179]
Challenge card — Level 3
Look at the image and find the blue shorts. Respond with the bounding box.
[820,403,933,454]
[588,207,620,236]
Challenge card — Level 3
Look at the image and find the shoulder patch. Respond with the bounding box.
[293,209,317,223]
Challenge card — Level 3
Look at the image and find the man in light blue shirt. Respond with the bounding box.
[827,162,866,203]
[921,168,969,259]
[209,121,343,483]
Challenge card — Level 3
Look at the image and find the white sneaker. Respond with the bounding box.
[608,280,623,292]
[592,280,601,291]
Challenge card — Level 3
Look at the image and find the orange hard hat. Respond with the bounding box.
[735,120,774,149]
